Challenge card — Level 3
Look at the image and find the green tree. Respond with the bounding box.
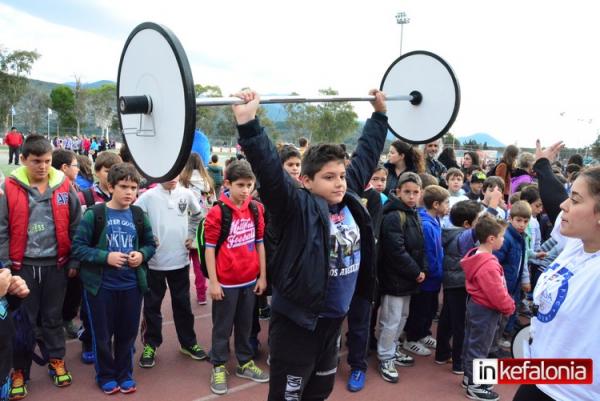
[0,46,40,132]
[50,85,76,134]
[72,75,87,136]
[442,131,460,147]
[311,88,358,144]
[18,86,50,133]
[87,83,116,140]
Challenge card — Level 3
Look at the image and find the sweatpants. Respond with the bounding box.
[141,266,197,349]
[13,265,67,370]
[210,286,254,365]
[461,299,501,384]
[346,295,371,371]
[405,290,438,342]
[377,294,410,361]
[83,287,142,386]
[8,146,19,165]
[62,275,82,322]
[435,287,467,370]
[268,312,343,401]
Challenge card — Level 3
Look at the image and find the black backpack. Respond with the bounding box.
[197,200,260,278]
[81,187,96,208]
[88,203,146,247]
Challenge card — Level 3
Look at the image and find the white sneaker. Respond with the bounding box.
[418,335,437,349]
[403,341,431,356]
[497,339,511,348]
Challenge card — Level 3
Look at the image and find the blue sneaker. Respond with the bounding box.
[101,380,120,395]
[347,369,366,392]
[119,379,136,394]
[81,343,95,364]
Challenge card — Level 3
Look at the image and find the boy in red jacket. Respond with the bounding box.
[204,160,268,395]
[460,214,515,401]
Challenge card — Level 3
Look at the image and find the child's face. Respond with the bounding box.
[224,178,255,205]
[434,198,451,217]
[470,181,483,194]
[108,179,138,208]
[283,157,301,181]
[21,152,52,183]
[302,160,347,205]
[96,166,111,189]
[490,228,506,251]
[161,175,179,191]
[370,170,387,193]
[483,185,501,202]
[448,175,464,193]
[510,216,530,233]
[396,182,421,208]
[530,199,543,216]
[61,157,79,181]
[387,146,403,165]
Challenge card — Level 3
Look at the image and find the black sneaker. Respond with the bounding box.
[258,305,271,320]
[378,359,398,383]
[139,344,156,368]
[180,344,208,360]
[466,384,499,401]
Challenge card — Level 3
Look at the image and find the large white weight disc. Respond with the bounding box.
[511,324,531,358]
[117,22,196,181]
[381,51,460,144]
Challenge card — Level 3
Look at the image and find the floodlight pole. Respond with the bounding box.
[396,12,411,56]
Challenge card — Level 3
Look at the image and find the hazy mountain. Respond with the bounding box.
[458,132,504,148]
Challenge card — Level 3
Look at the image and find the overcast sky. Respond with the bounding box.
[1,0,599,148]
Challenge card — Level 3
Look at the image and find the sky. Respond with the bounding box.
[1,0,599,148]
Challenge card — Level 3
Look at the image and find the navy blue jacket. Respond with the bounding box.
[493,224,527,294]
[238,113,388,330]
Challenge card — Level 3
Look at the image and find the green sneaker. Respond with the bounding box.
[236,360,269,383]
[139,344,156,368]
[180,344,208,360]
[210,365,228,395]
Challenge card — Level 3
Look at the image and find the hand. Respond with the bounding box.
[535,251,547,259]
[369,89,387,113]
[487,186,503,208]
[254,276,267,296]
[232,90,260,125]
[67,268,78,278]
[184,238,193,250]
[128,251,143,268]
[107,252,128,268]
[153,236,160,247]
[535,139,564,163]
[0,269,11,297]
[522,283,532,293]
[8,276,29,298]
[209,281,225,301]
[416,272,425,283]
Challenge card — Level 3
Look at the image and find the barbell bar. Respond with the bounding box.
[117,22,460,182]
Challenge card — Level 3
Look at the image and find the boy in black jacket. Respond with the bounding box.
[233,90,387,401]
[376,172,425,383]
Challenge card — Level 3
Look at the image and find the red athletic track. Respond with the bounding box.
[25,271,518,401]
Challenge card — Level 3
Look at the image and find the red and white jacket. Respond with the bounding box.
[204,193,265,287]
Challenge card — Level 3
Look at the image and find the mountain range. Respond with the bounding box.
[458,132,504,148]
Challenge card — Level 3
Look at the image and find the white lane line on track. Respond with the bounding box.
[192,351,349,401]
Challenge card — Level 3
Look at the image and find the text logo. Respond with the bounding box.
[473,359,593,385]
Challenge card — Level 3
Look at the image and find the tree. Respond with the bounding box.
[0,46,40,132]
[50,85,76,134]
[442,131,460,148]
[591,132,600,160]
[18,86,50,133]
[87,83,116,140]
[284,93,318,142]
[72,75,87,136]
[462,139,480,150]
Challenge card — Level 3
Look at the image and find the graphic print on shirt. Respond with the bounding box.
[536,261,572,323]
[329,208,360,277]
[106,212,136,270]
[226,217,256,252]
[177,198,188,215]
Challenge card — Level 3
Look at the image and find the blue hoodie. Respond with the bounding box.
[418,207,444,292]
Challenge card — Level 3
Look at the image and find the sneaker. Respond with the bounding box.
[378,359,398,383]
[347,369,366,392]
[258,305,272,320]
[418,335,437,349]
[197,299,207,305]
[119,380,137,394]
[9,370,27,400]
[434,357,452,365]
[394,349,415,367]
[210,365,228,395]
[101,381,120,395]
[403,341,432,356]
[497,339,511,348]
[462,377,493,390]
[466,384,499,401]
[81,342,95,365]
[452,368,464,375]
[139,344,156,368]
[180,344,208,360]
[236,360,269,382]
[63,320,79,339]
[48,359,72,387]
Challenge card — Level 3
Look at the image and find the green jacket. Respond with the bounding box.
[71,204,156,295]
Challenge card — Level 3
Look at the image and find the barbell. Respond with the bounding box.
[117,22,460,181]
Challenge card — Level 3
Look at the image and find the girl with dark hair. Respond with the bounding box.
[384,140,425,194]
[461,151,480,172]
[438,147,460,170]
[567,153,584,167]
[494,145,519,199]
[75,154,94,190]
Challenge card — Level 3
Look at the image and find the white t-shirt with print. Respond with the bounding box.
[530,237,600,401]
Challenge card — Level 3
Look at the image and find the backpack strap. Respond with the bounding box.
[130,205,146,245]
[89,203,107,247]
[82,188,95,208]
[216,201,233,252]
[248,200,260,241]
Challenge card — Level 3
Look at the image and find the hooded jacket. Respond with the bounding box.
[510,168,534,194]
[204,191,265,287]
[493,224,530,294]
[418,207,444,292]
[378,195,427,296]
[461,248,515,315]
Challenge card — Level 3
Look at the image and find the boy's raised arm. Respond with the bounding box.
[232,90,299,220]
[346,89,388,195]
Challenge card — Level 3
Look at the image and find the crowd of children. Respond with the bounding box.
[0,92,582,401]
